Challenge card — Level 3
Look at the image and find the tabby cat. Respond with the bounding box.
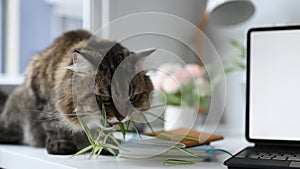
[0,30,154,155]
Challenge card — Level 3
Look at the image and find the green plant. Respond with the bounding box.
[73,109,229,165]
[72,103,165,158]
[71,118,120,159]
[163,146,198,165]
[208,39,246,88]
[153,64,211,109]
[226,39,246,71]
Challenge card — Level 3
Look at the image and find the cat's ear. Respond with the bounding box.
[133,48,156,64]
[74,49,100,66]
[66,49,97,73]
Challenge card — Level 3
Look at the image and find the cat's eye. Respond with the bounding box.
[130,95,139,103]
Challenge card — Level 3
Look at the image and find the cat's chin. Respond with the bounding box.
[107,116,120,124]
[103,124,117,131]
[85,121,116,131]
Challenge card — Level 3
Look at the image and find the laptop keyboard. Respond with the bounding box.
[236,149,300,161]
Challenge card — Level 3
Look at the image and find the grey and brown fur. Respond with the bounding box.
[0,30,154,155]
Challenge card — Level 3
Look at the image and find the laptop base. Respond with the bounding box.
[224,147,300,169]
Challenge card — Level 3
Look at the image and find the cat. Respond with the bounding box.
[0,30,154,155]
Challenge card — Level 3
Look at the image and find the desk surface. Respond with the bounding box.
[0,127,251,169]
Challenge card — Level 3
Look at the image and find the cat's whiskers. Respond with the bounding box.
[23,109,54,114]
[33,117,59,123]
[23,109,59,123]
[24,109,102,123]
[70,112,101,116]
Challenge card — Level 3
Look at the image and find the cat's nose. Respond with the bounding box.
[112,110,126,122]
[106,116,126,127]
[116,116,125,122]
[107,110,126,122]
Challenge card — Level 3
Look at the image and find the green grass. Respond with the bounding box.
[163,159,195,165]
[73,103,204,165]
[162,146,199,165]
[71,117,120,159]
[72,103,163,158]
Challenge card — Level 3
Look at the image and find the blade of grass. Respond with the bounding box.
[89,145,97,159]
[141,113,154,133]
[93,146,101,153]
[91,145,96,156]
[141,132,201,145]
[106,147,116,156]
[153,134,172,141]
[98,141,120,150]
[115,129,136,133]
[70,144,93,158]
[96,147,104,157]
[143,111,165,122]
[89,129,105,159]
[95,133,109,157]
[149,104,165,109]
[108,134,120,146]
[163,159,195,165]
[99,143,120,150]
[125,120,131,130]
[79,118,95,145]
[101,103,107,126]
[174,135,201,142]
[173,146,198,157]
[131,121,142,140]
[118,121,126,140]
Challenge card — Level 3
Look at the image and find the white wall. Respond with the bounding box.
[89,0,207,65]
[203,0,300,131]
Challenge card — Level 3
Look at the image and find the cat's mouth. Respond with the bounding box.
[106,116,126,127]
[107,122,119,127]
[107,117,125,127]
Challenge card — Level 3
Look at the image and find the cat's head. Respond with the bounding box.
[68,40,154,129]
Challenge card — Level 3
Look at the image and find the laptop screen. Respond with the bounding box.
[248,27,300,141]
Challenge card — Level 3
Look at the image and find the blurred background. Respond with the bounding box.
[1,0,300,132]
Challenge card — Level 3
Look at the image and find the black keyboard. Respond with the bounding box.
[236,149,300,161]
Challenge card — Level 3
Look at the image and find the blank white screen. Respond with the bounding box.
[249,29,300,141]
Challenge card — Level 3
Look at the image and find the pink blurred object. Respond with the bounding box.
[152,63,208,95]
[185,64,204,78]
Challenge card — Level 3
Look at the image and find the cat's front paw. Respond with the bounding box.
[46,139,77,155]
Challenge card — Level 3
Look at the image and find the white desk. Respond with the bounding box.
[0,127,251,169]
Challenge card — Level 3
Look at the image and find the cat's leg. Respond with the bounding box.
[45,128,116,155]
[0,87,24,144]
[0,86,47,147]
[43,121,78,155]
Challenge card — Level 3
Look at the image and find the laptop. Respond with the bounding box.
[224,25,300,169]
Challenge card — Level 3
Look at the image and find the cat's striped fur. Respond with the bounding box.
[0,30,154,154]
